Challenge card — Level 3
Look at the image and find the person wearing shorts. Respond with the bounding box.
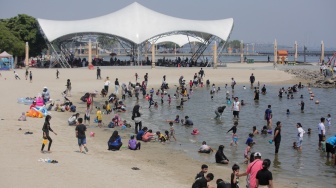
[232,97,240,119]
[326,135,336,160]
[84,108,90,124]
[75,118,88,153]
[318,118,326,150]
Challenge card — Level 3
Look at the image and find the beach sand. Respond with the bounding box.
[0,63,303,188]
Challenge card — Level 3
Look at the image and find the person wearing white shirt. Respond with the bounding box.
[232,97,241,119]
[104,77,110,93]
[318,117,326,150]
[296,123,305,151]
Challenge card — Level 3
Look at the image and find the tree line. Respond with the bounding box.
[0,14,47,57]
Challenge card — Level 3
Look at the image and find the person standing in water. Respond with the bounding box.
[264,105,272,130]
[254,87,259,101]
[29,71,32,83]
[318,117,326,150]
[272,121,282,154]
[232,97,241,119]
[250,73,255,88]
[296,123,305,151]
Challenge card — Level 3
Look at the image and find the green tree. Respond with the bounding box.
[0,22,25,56]
[227,40,241,49]
[2,14,47,57]
[97,35,117,49]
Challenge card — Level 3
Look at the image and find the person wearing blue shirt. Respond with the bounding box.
[246,133,255,146]
[108,130,123,151]
[136,127,148,140]
[326,135,336,162]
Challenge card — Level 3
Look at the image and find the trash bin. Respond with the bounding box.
[247,59,254,63]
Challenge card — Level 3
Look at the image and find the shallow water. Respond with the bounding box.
[123,84,336,187]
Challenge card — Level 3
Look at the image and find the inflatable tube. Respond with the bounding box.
[17,98,25,104]
[191,128,200,135]
[267,130,272,134]
[198,150,211,154]
[33,107,48,117]
[24,99,34,105]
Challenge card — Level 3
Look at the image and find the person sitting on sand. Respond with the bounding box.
[18,112,26,121]
[136,127,148,140]
[215,145,229,164]
[30,101,36,109]
[142,129,155,142]
[68,113,80,125]
[199,141,213,153]
[108,130,123,151]
[128,135,141,150]
[156,131,167,142]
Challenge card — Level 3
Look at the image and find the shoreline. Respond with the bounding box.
[0,64,319,187]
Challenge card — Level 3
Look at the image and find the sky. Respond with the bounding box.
[0,0,335,48]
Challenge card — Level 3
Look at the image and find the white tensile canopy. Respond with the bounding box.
[0,51,14,69]
[149,35,205,47]
[37,2,234,45]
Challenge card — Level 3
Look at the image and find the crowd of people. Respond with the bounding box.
[28,66,336,188]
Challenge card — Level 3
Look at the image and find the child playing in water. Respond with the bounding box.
[169,122,177,141]
[210,90,214,100]
[286,109,290,115]
[167,94,171,106]
[321,136,326,152]
[164,130,170,141]
[244,142,252,164]
[156,131,167,142]
[326,114,331,130]
[261,126,268,135]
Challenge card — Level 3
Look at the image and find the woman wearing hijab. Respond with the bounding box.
[215,145,229,164]
[107,130,122,151]
[41,115,57,153]
[132,104,142,134]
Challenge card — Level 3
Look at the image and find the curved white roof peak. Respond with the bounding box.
[38,2,234,44]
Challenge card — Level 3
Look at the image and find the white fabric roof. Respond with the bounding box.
[0,51,13,58]
[149,35,204,47]
[38,2,234,44]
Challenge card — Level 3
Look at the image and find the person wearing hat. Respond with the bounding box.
[238,152,263,188]
[42,87,50,104]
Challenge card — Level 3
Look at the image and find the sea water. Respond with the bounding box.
[123,84,336,187]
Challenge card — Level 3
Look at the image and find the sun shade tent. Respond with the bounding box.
[0,51,14,69]
[149,35,205,47]
[37,2,234,45]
